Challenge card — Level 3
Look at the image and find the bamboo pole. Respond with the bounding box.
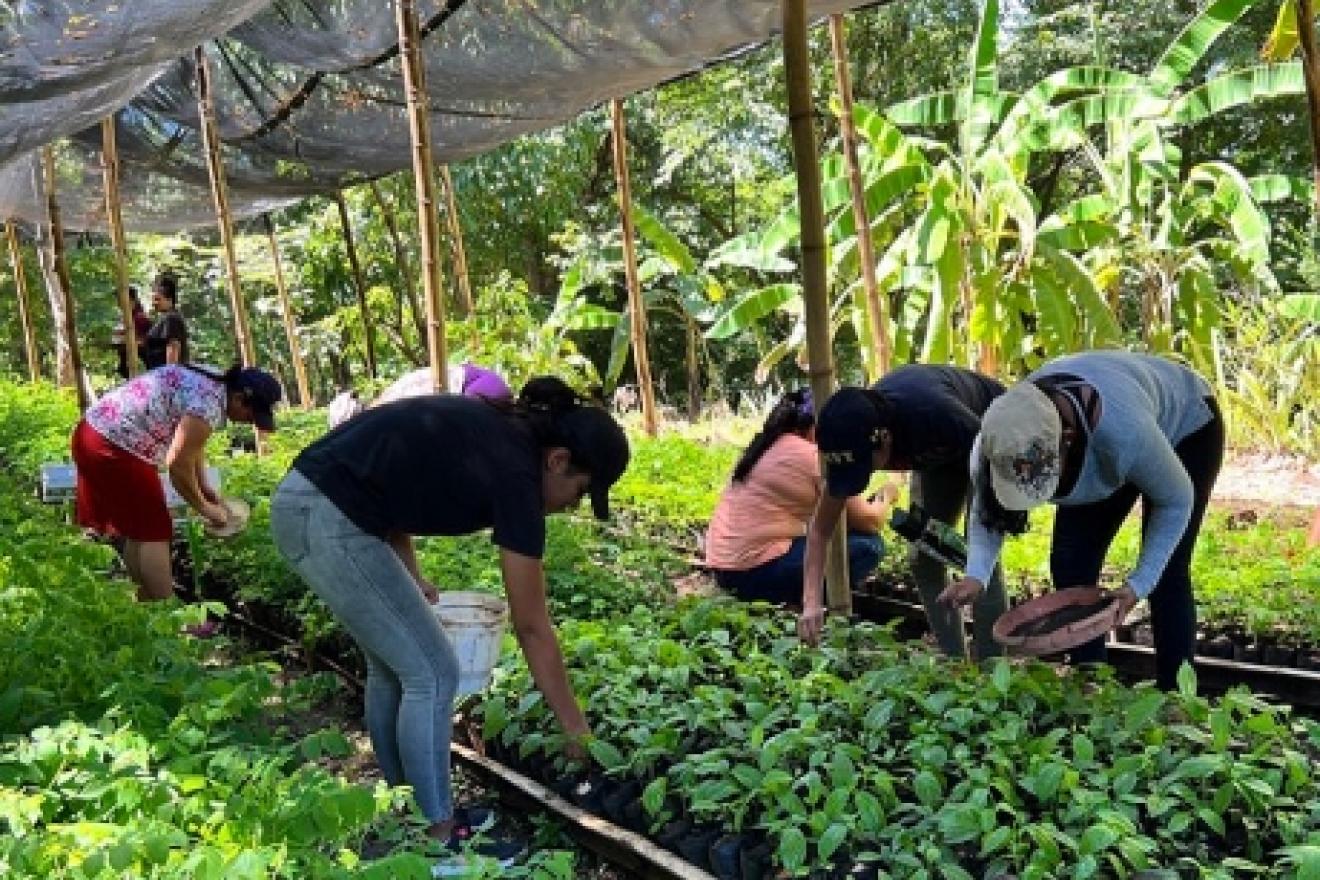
[1297,0,1320,219]
[263,214,312,410]
[195,45,257,369]
[334,191,378,379]
[100,116,138,378]
[784,0,851,614]
[685,316,701,422]
[610,98,659,437]
[4,221,40,382]
[828,14,891,381]
[438,164,480,353]
[395,0,447,392]
[40,146,90,411]
[369,179,426,353]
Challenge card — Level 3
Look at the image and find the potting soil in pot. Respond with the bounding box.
[1009,595,1116,639]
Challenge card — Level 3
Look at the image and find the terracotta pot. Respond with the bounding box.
[992,586,1118,656]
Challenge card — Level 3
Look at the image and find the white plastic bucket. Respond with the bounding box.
[433,592,508,697]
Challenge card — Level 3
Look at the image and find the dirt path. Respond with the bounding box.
[1213,452,1320,509]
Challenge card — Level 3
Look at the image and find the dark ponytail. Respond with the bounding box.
[508,376,587,449]
[974,457,1030,535]
[731,389,814,483]
[181,361,241,392]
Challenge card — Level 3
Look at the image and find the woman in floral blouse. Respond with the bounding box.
[72,363,281,600]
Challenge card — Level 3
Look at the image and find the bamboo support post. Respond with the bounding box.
[334,192,378,379]
[263,215,312,409]
[828,14,891,380]
[195,45,257,369]
[4,221,40,381]
[438,164,480,352]
[395,0,448,391]
[784,0,851,613]
[1297,0,1320,219]
[40,146,89,411]
[100,116,138,378]
[610,97,659,437]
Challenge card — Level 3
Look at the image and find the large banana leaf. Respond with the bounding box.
[705,227,796,273]
[964,0,1002,156]
[1168,62,1304,124]
[561,304,622,332]
[992,66,1149,154]
[825,164,930,241]
[705,283,801,340]
[1018,91,1168,152]
[1037,243,1122,345]
[1260,0,1302,61]
[605,305,631,390]
[633,203,696,275]
[1280,293,1320,322]
[1249,173,1314,203]
[1149,0,1258,96]
[1185,161,1271,265]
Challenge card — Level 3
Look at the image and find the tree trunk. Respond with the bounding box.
[396,0,448,392]
[610,97,659,436]
[4,220,40,381]
[685,315,702,422]
[195,45,256,369]
[101,117,138,377]
[785,0,851,614]
[369,179,427,356]
[38,147,91,409]
[263,215,313,409]
[1297,0,1320,218]
[334,191,379,379]
[829,13,891,381]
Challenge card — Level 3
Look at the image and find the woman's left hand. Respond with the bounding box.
[1109,583,1139,628]
[200,484,221,505]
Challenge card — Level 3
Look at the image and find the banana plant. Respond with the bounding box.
[705,0,1306,382]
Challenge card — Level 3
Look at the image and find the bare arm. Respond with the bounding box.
[843,486,895,533]
[166,415,225,524]
[194,458,219,504]
[500,549,590,742]
[798,492,847,644]
[165,339,183,365]
[388,533,437,602]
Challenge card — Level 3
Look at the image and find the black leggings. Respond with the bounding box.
[1050,398,1224,690]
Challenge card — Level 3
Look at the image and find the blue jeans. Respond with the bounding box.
[269,470,459,823]
[714,533,883,606]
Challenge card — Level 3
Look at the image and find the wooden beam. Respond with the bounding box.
[334,191,378,379]
[100,116,138,378]
[828,14,890,381]
[610,97,659,437]
[1297,0,1320,219]
[368,179,427,356]
[395,0,448,393]
[40,146,89,411]
[452,743,716,880]
[195,44,257,369]
[262,215,312,410]
[4,220,40,382]
[784,0,851,613]
[438,164,480,354]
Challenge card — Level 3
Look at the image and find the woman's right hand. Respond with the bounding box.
[201,502,229,529]
[797,602,826,646]
[938,576,983,608]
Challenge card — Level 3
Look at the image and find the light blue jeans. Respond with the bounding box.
[270,469,459,822]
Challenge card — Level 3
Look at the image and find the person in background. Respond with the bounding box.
[939,350,1224,690]
[143,273,189,368]
[375,362,513,407]
[326,387,364,430]
[269,377,628,874]
[705,389,890,604]
[111,285,152,380]
[798,365,1009,660]
[72,363,281,601]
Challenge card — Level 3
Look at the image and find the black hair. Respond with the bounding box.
[153,272,178,304]
[731,389,815,483]
[182,362,244,395]
[974,458,1030,535]
[506,376,587,454]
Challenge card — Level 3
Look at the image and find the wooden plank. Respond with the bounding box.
[263,215,313,409]
[4,220,40,381]
[101,116,138,378]
[451,743,716,880]
[334,191,378,379]
[40,145,89,411]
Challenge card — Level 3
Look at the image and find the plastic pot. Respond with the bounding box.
[675,824,722,872]
[708,833,744,879]
[568,772,613,814]
[600,779,641,825]
[739,837,774,880]
[656,819,693,854]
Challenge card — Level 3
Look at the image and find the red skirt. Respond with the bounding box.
[71,420,173,542]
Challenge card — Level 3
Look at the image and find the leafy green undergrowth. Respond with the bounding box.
[478,600,1320,878]
[0,470,446,879]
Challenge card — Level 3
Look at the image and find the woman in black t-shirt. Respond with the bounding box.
[269,378,628,871]
[798,365,1007,659]
[143,272,189,368]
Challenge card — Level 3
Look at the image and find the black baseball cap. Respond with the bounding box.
[815,387,882,497]
[234,368,282,432]
[558,406,630,520]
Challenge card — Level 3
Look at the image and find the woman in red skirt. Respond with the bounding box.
[73,363,281,600]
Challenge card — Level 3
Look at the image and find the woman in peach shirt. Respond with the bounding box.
[704,389,891,604]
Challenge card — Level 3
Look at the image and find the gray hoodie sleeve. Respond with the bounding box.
[1108,421,1195,598]
[964,434,1005,588]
